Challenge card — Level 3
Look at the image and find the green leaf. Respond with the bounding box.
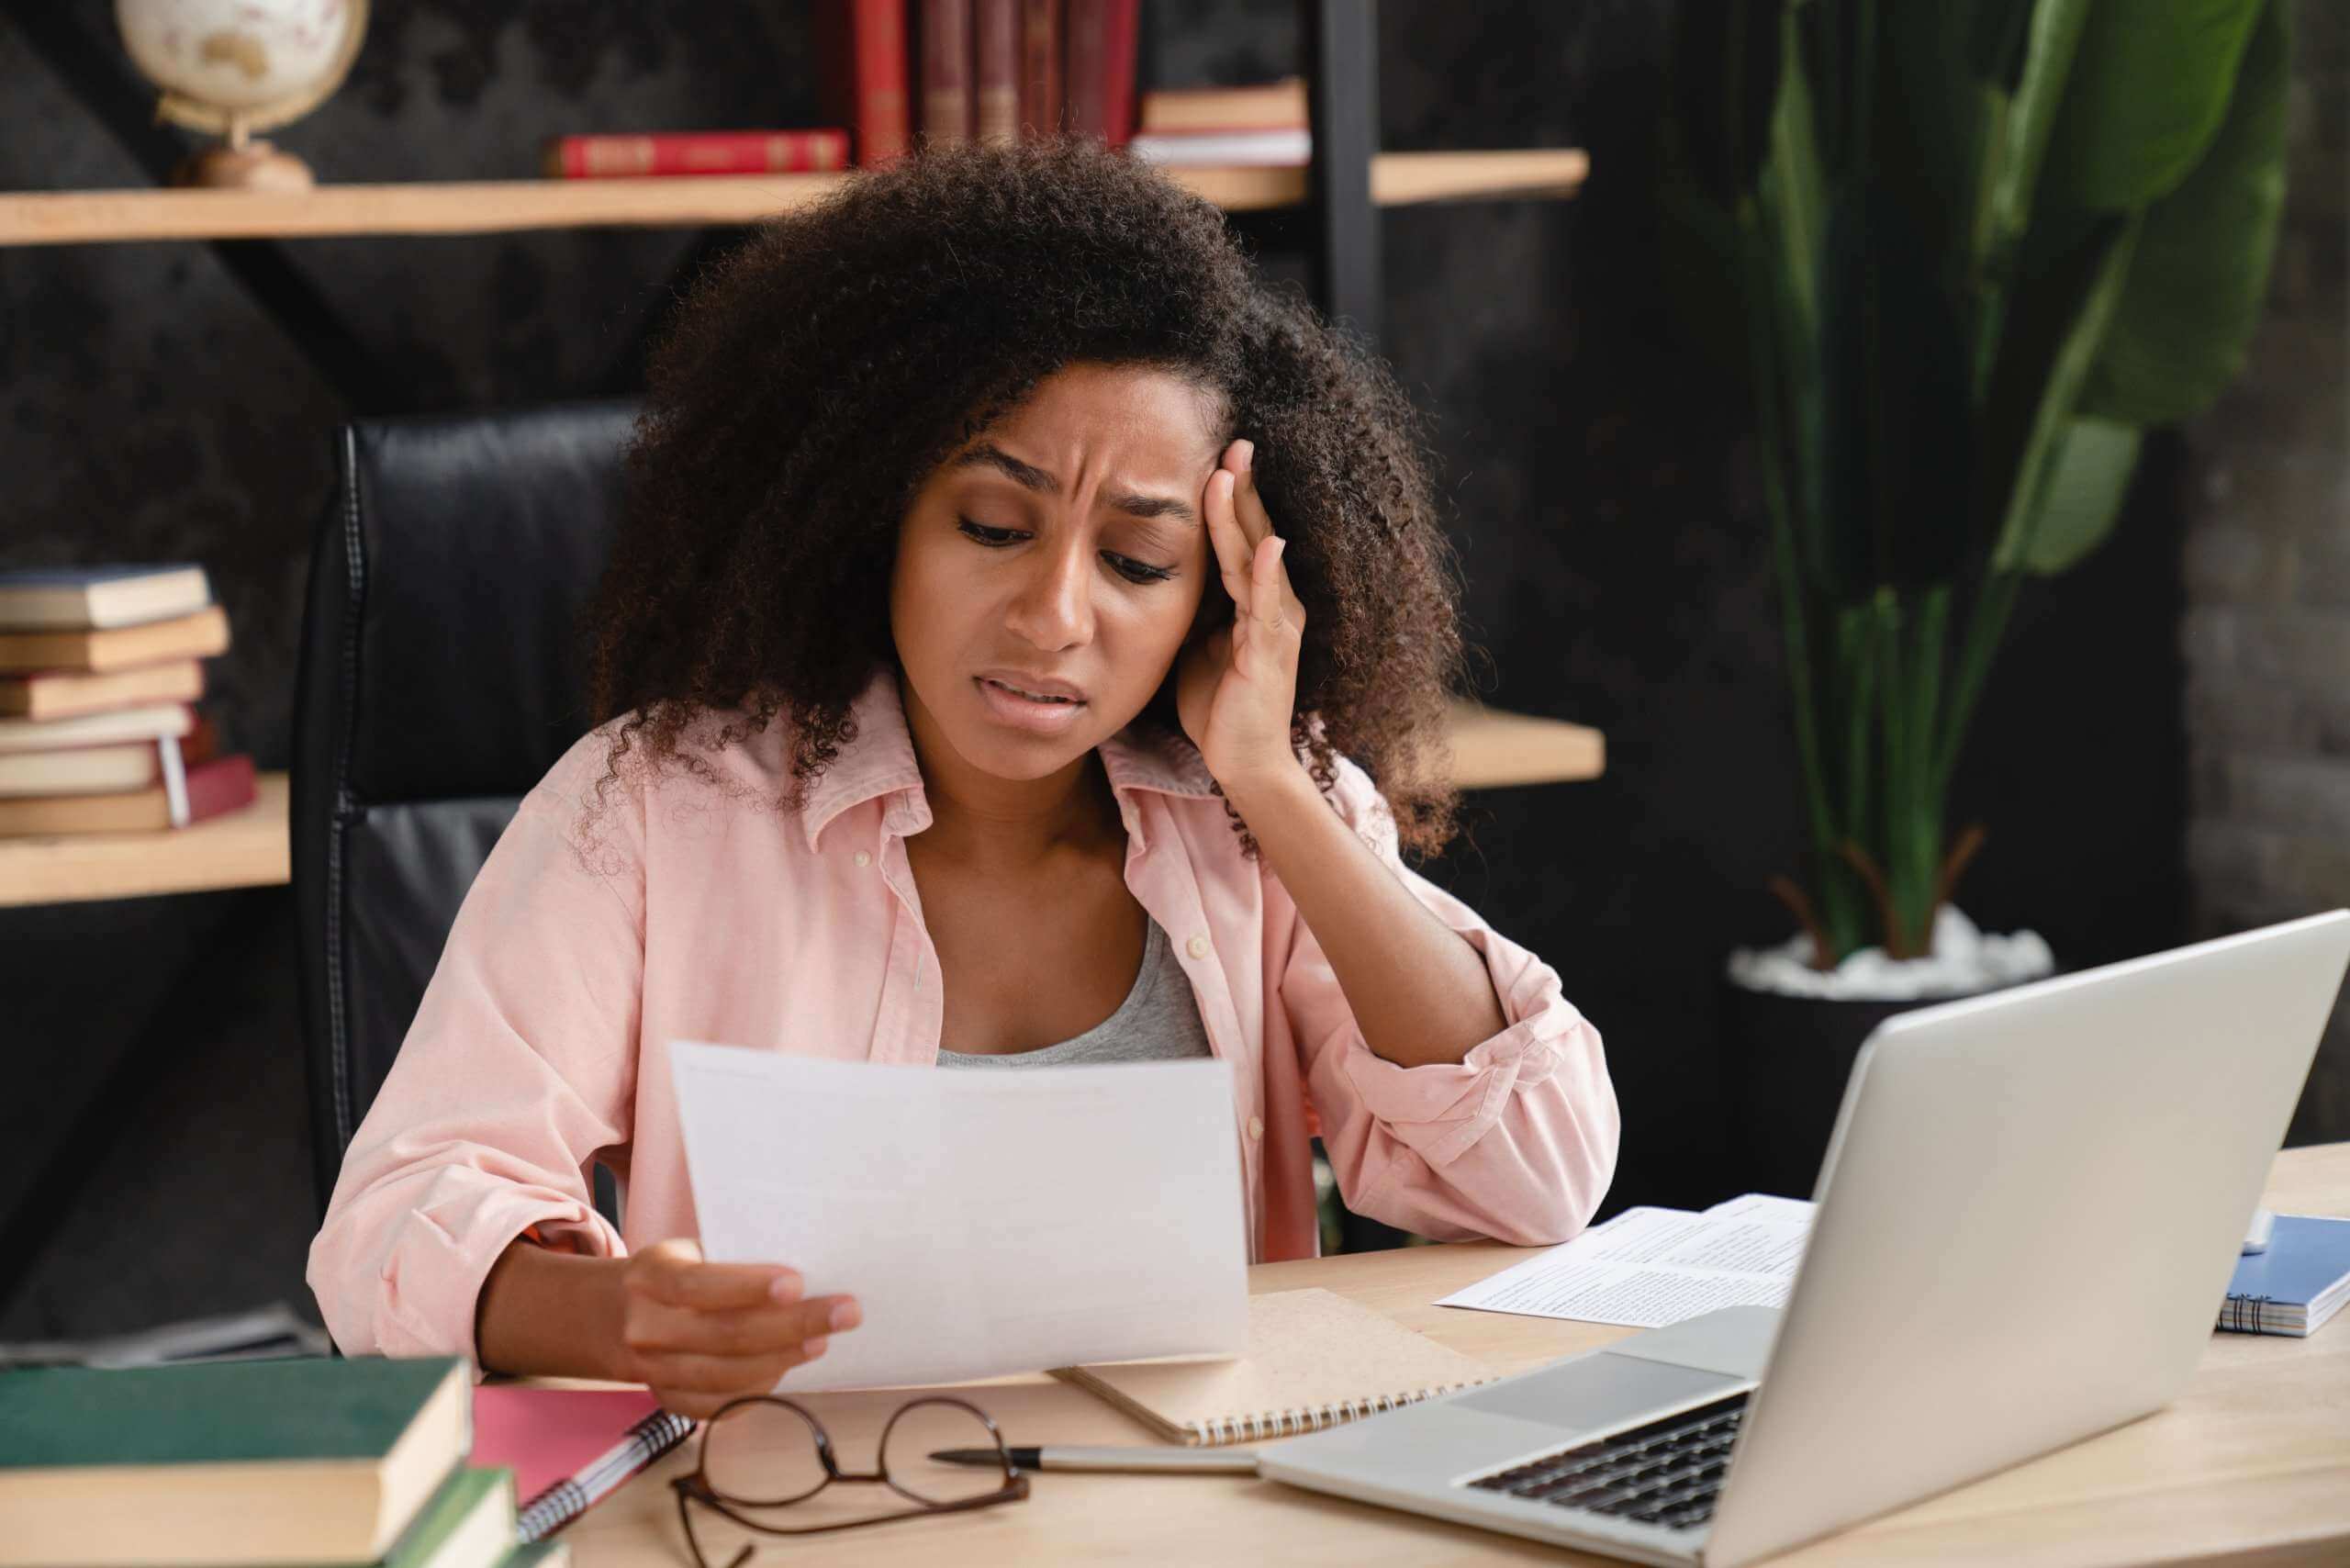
[1980,218,2142,577]
[1997,415,2143,574]
[1761,7,1826,352]
[2079,0,2288,425]
[2038,0,2267,211]
[1967,0,2092,371]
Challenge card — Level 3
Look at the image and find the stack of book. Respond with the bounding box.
[1128,75,1310,168]
[0,565,256,838]
[0,1356,566,1568]
[540,0,1142,177]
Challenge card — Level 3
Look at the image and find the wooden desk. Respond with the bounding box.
[562,1142,2350,1566]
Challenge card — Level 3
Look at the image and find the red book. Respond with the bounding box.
[541,130,850,177]
[1020,0,1063,137]
[814,0,912,167]
[916,0,974,148]
[1064,0,1138,147]
[974,0,1021,143]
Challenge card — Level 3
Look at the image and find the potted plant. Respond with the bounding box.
[1662,1,2290,1194]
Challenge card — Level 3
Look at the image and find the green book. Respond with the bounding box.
[366,1466,515,1568]
[0,1354,471,1567]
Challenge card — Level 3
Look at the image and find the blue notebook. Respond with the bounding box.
[2218,1215,2350,1337]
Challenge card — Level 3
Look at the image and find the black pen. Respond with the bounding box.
[931,1444,1259,1474]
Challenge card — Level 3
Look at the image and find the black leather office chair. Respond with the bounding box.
[292,399,639,1218]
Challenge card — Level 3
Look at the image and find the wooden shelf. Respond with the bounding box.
[0,770,288,907]
[1446,700,1606,790]
[0,150,1588,247]
[0,700,1595,905]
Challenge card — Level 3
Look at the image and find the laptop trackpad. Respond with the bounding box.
[1453,1353,1745,1439]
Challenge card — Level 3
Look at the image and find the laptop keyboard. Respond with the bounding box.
[1464,1390,1751,1532]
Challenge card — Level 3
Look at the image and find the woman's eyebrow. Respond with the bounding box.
[953,442,1201,528]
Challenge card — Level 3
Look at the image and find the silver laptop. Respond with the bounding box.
[1256,910,2350,1567]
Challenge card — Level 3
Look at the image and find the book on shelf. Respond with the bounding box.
[0,564,211,631]
[1138,76,1308,134]
[816,0,912,166]
[1020,0,1062,136]
[0,717,213,797]
[974,0,1020,142]
[1065,0,1139,146]
[915,0,973,145]
[2218,1213,2350,1337]
[540,130,849,177]
[0,603,229,675]
[0,659,204,720]
[1128,127,1311,167]
[815,2,1136,162]
[0,699,194,753]
[0,1354,474,1567]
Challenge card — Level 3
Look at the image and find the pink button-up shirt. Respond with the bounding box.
[308,666,1619,1363]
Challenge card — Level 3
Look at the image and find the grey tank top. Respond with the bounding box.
[934,914,1214,1068]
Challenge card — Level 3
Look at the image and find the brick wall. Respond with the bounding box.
[2183,0,2350,1144]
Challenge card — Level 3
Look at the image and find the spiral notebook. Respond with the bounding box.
[1047,1287,1499,1446]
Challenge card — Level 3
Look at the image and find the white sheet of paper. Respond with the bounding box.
[667,1042,1252,1392]
[1435,1197,1818,1329]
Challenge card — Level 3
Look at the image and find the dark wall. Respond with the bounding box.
[0,1,2194,1338]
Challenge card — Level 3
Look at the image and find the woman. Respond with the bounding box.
[308,139,1618,1418]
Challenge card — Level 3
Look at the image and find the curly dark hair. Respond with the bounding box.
[585,136,1475,859]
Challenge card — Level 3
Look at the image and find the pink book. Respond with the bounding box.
[474,1385,697,1541]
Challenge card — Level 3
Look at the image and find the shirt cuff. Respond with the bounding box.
[1335,924,1586,1170]
[368,1168,625,1374]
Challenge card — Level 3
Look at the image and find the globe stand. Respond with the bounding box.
[171,114,314,191]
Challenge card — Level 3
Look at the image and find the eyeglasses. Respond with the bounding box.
[670,1394,1030,1568]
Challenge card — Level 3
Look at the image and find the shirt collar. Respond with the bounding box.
[799,665,1221,853]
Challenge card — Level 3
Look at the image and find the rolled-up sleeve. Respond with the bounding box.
[306,743,644,1367]
[1281,754,1619,1246]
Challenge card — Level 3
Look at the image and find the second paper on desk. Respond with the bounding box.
[1439,1194,1817,1329]
[668,1042,1250,1392]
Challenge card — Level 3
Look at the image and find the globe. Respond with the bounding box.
[115,0,369,188]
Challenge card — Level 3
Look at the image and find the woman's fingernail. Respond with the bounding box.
[1236,441,1255,472]
[831,1300,862,1332]
[768,1273,801,1303]
[803,1336,830,1358]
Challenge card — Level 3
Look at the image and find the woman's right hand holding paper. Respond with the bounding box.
[618,1238,862,1418]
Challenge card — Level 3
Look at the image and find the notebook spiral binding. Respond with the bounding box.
[2221,1293,2274,1335]
[515,1407,698,1541]
[1191,1383,1487,1445]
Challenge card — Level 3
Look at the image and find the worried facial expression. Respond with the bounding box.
[890,363,1225,781]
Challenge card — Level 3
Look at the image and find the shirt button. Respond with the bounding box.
[1248,1115,1265,1141]
[1186,934,1210,960]
[854,850,871,867]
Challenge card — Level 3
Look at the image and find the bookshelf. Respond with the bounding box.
[0,151,1587,246]
[0,5,1603,914]
[0,705,1596,907]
